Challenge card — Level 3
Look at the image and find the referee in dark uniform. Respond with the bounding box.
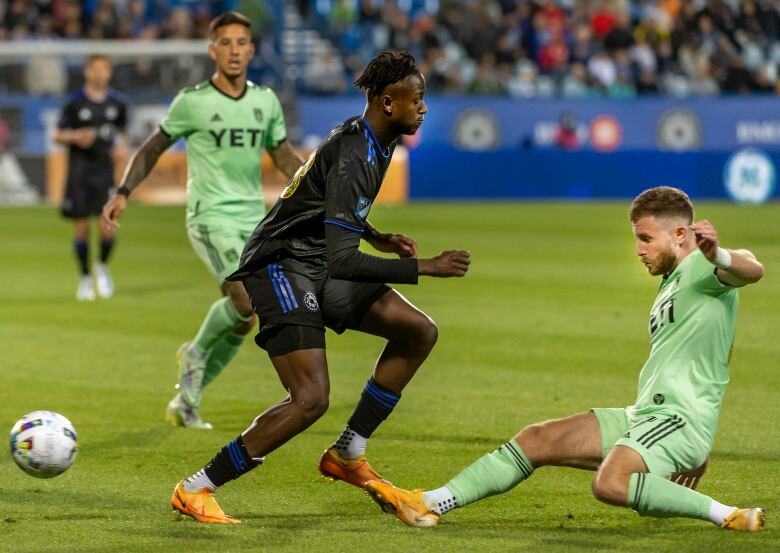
[54,54,128,301]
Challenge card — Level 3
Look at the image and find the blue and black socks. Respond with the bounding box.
[334,378,401,459]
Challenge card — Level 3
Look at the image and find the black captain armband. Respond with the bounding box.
[116,186,131,198]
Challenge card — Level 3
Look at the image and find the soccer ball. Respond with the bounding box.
[9,411,78,478]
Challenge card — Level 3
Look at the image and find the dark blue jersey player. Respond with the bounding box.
[170,50,472,524]
[54,54,128,301]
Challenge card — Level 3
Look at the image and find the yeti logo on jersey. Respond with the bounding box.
[78,108,92,121]
[254,108,264,123]
[355,196,372,220]
[653,393,665,405]
[303,291,319,312]
[105,105,118,121]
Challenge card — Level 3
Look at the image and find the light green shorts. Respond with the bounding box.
[186,222,253,283]
[591,407,710,477]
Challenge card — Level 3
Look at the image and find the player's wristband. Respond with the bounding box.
[116,186,131,198]
[714,247,732,269]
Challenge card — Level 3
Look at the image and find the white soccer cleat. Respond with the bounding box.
[165,393,213,430]
[76,275,96,301]
[93,263,114,298]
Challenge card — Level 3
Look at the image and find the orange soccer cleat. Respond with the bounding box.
[721,508,764,532]
[365,480,440,528]
[318,447,386,489]
[170,481,240,524]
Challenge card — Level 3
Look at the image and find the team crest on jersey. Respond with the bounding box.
[653,393,666,405]
[355,196,372,220]
[303,291,319,312]
[254,108,263,123]
[105,105,118,120]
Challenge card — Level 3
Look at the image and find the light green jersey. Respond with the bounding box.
[629,249,738,446]
[159,80,287,228]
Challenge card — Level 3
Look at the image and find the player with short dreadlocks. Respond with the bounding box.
[170,50,472,524]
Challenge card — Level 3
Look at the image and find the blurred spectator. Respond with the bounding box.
[553,111,580,149]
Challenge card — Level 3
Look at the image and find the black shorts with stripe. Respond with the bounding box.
[242,257,390,352]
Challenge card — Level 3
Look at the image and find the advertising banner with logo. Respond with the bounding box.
[4,95,780,203]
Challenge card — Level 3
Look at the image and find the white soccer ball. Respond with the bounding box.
[9,411,78,478]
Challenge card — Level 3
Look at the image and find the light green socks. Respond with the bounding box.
[446,440,534,507]
[628,472,711,520]
[192,297,251,355]
[203,331,246,387]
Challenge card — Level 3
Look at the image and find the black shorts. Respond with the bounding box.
[61,167,114,219]
[242,257,390,352]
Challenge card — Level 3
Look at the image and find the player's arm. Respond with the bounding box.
[324,152,469,282]
[363,220,419,258]
[101,130,173,230]
[267,140,304,179]
[690,220,764,286]
[325,225,469,282]
[53,100,96,149]
[53,128,96,149]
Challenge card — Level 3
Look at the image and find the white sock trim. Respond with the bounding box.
[423,486,458,515]
[709,500,736,526]
[183,469,216,492]
[333,425,368,459]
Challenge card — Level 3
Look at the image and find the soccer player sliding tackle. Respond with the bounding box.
[366,186,765,532]
[169,50,471,524]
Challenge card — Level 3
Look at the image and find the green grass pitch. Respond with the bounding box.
[1,202,778,553]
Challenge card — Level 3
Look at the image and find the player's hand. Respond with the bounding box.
[72,128,96,149]
[418,250,471,277]
[367,232,419,258]
[690,220,719,264]
[670,458,708,489]
[102,193,127,232]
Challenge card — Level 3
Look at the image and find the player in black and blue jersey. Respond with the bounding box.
[170,50,471,524]
[54,54,128,301]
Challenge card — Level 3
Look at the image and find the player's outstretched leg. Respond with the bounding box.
[366,412,602,526]
[320,290,438,488]
[593,445,764,531]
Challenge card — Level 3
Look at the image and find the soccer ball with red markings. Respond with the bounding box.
[9,411,78,478]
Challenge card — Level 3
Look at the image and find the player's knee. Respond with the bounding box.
[293,390,329,424]
[591,470,629,506]
[413,314,438,351]
[514,422,551,464]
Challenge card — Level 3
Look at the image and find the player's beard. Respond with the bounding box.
[651,248,678,276]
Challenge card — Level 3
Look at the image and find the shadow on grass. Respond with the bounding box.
[304,428,506,447]
[0,486,149,513]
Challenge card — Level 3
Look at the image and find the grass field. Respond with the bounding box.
[1,202,778,553]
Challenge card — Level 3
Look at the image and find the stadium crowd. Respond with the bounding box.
[1,0,778,96]
[309,0,780,96]
[0,0,275,40]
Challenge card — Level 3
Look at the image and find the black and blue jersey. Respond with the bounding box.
[231,116,418,284]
